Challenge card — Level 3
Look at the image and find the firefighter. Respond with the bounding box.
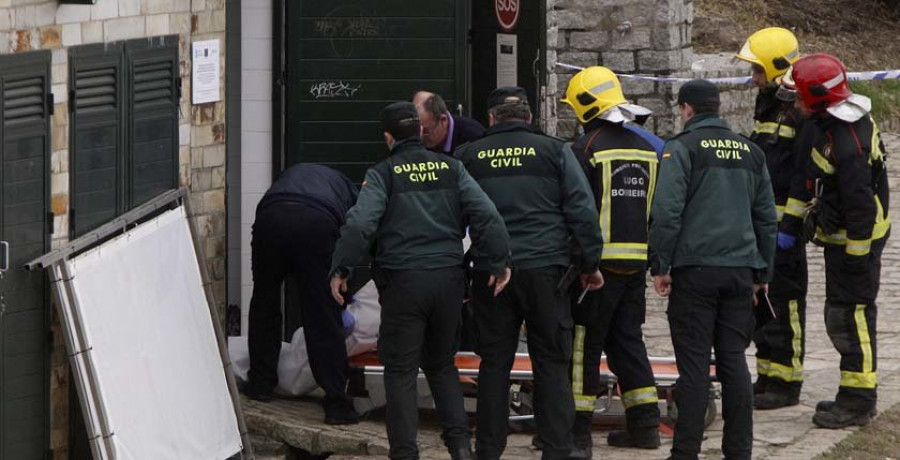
[455,87,605,460]
[783,54,890,429]
[650,79,777,460]
[559,66,662,452]
[734,27,810,409]
[329,102,512,460]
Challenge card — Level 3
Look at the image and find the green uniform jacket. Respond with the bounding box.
[650,113,777,282]
[330,137,510,277]
[455,122,603,273]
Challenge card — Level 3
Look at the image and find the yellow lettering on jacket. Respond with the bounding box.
[476,147,537,159]
[393,161,450,175]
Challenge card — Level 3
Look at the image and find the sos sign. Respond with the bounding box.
[495,0,520,32]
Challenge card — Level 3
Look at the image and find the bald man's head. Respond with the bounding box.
[412,90,435,107]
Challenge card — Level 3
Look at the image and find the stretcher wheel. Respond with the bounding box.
[666,399,717,428]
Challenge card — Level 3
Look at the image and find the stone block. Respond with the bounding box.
[211,9,226,32]
[203,145,225,167]
[51,194,68,216]
[169,11,191,35]
[0,32,9,54]
[80,21,102,44]
[12,30,31,52]
[40,26,61,48]
[62,23,82,47]
[635,97,667,115]
[192,0,205,12]
[650,24,685,51]
[91,0,119,21]
[142,0,176,15]
[548,9,586,30]
[601,51,635,72]
[57,4,92,25]
[117,0,139,17]
[104,16,145,42]
[0,9,11,30]
[52,82,66,102]
[569,31,609,52]
[50,172,68,195]
[556,118,579,140]
[173,0,191,13]
[191,11,211,34]
[609,28,651,51]
[622,77,655,97]
[14,5,35,29]
[191,168,212,191]
[637,48,690,73]
[36,2,55,27]
[146,14,169,36]
[557,51,599,71]
[211,165,225,188]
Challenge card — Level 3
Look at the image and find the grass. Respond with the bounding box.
[850,80,900,126]
[815,403,900,460]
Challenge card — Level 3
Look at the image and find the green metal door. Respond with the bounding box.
[0,51,52,459]
[284,0,469,182]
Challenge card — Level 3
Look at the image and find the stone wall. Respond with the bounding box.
[546,0,693,139]
[683,52,757,136]
[0,0,227,457]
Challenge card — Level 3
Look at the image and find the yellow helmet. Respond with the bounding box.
[735,27,800,82]
[561,66,628,123]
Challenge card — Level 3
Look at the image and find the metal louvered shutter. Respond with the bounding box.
[126,36,179,208]
[0,49,51,460]
[69,43,124,238]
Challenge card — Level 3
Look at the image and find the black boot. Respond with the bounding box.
[816,400,877,417]
[323,400,360,425]
[812,404,873,429]
[571,412,593,457]
[450,444,474,460]
[754,391,799,410]
[753,375,770,395]
[607,427,661,449]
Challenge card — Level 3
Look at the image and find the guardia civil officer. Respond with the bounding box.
[329,102,512,460]
[650,80,777,460]
[455,87,605,460]
[735,27,810,409]
[784,54,890,429]
[560,66,662,452]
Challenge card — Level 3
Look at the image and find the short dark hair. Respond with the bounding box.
[389,119,420,140]
[489,103,532,123]
[421,94,450,121]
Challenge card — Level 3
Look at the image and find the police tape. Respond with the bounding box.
[555,62,900,84]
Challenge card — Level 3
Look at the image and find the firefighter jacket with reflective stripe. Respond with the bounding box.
[749,88,812,237]
[455,122,603,273]
[330,137,511,278]
[571,120,660,271]
[807,115,891,257]
[650,113,777,282]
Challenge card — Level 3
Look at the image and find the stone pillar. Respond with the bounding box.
[546,0,693,138]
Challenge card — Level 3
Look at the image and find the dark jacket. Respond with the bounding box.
[572,120,661,271]
[807,114,890,257]
[448,114,486,153]
[455,122,603,273]
[330,137,510,277]
[749,87,811,237]
[650,113,777,282]
[257,163,358,226]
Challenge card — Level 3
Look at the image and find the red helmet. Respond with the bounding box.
[788,54,852,113]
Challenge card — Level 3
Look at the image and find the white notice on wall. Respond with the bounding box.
[192,39,220,104]
[497,33,518,87]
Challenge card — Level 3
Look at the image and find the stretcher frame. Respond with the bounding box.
[26,188,255,460]
[348,350,719,424]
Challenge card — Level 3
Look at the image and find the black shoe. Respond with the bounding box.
[754,391,800,410]
[450,445,474,460]
[815,400,877,417]
[753,376,770,395]
[324,403,360,425]
[607,427,661,449]
[240,385,274,403]
[812,404,872,429]
[566,446,592,459]
[572,411,594,453]
[531,434,543,450]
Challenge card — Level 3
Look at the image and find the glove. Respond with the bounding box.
[776,232,797,250]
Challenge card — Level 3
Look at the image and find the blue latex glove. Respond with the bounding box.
[777,232,797,250]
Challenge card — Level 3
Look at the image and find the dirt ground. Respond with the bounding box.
[817,403,900,459]
[693,0,900,71]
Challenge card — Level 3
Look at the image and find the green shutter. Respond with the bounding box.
[70,43,125,238]
[0,50,51,460]
[126,36,180,208]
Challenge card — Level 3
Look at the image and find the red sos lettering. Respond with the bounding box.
[495,0,520,32]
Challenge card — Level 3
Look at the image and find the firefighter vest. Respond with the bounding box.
[572,122,660,271]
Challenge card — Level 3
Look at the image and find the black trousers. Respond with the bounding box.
[473,267,575,460]
[668,267,754,460]
[248,202,351,409]
[824,238,885,412]
[374,267,470,460]
[572,270,660,430]
[754,244,808,395]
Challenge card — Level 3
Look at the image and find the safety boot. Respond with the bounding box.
[812,404,872,429]
[753,375,770,395]
[607,427,661,449]
[571,412,594,457]
[449,444,474,460]
[754,391,799,410]
[815,400,877,417]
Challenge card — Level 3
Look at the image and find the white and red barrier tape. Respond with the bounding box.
[555,62,900,84]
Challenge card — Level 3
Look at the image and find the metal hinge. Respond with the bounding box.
[47,211,54,236]
[48,329,54,347]
[46,92,54,115]
[69,89,76,112]
[176,76,183,100]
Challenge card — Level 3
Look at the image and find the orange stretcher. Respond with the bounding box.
[348,351,720,427]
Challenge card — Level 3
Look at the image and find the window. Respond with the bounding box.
[69,36,180,238]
